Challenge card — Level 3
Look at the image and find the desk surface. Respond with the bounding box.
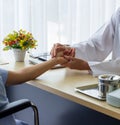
[1,61,120,120]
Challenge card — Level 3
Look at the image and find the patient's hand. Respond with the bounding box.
[53,56,68,65]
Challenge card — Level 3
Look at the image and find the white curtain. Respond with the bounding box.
[0,0,120,56]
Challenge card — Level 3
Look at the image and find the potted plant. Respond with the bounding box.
[3,29,37,61]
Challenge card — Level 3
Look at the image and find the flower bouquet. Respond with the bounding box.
[3,29,37,50]
[2,29,37,61]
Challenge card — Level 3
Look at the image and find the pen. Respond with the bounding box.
[38,57,47,61]
[0,62,9,65]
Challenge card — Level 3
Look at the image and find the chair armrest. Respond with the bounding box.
[0,99,32,119]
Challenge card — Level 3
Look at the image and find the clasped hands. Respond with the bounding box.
[50,43,90,70]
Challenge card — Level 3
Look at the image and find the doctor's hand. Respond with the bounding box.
[62,56,91,70]
[50,43,75,58]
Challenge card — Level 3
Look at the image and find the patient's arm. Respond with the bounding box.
[6,57,67,85]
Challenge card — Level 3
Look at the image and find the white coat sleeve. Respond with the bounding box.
[88,58,120,76]
[71,11,116,61]
[71,8,119,76]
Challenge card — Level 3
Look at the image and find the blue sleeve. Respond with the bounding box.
[0,68,8,84]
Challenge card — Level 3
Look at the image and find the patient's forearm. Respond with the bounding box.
[6,58,63,85]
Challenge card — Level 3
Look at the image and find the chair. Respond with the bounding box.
[0,99,39,125]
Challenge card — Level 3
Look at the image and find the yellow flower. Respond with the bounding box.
[3,29,37,51]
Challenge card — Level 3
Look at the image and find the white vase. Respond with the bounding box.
[13,49,26,62]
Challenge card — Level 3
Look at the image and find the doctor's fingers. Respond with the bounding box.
[64,46,75,57]
[50,43,64,57]
[71,48,75,57]
[50,43,59,57]
[64,48,75,57]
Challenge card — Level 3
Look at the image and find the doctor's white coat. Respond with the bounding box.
[72,8,120,76]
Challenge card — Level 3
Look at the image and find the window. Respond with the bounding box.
[0,0,119,57]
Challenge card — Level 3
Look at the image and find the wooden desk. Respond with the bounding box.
[1,61,120,120]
